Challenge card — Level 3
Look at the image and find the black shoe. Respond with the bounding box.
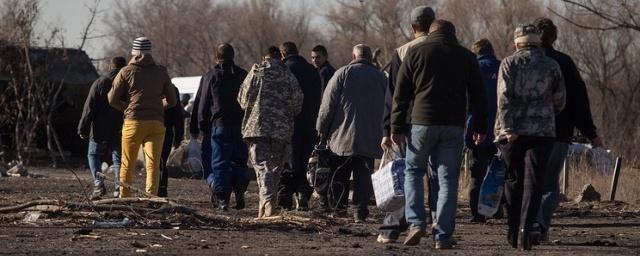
[296,194,309,211]
[158,186,168,198]
[470,215,486,223]
[531,223,542,246]
[519,229,533,251]
[354,214,367,223]
[234,191,245,210]
[507,228,518,249]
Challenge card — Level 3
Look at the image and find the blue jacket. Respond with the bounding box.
[466,54,499,148]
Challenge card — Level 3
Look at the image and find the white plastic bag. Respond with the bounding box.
[183,139,203,176]
[372,148,405,212]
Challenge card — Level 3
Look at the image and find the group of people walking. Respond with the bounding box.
[77,4,602,251]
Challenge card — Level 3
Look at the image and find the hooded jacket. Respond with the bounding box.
[108,54,177,122]
[77,68,124,144]
[317,59,388,159]
[238,58,304,141]
[494,47,566,141]
[465,54,500,147]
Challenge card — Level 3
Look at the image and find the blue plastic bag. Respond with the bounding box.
[478,152,506,217]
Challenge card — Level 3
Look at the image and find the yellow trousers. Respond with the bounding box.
[119,120,166,197]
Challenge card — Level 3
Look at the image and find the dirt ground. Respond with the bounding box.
[0,167,639,255]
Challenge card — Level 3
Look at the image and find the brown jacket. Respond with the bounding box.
[108,54,177,122]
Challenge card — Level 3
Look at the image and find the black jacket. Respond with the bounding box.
[283,55,322,133]
[164,86,184,147]
[542,45,598,142]
[197,62,248,132]
[318,61,336,93]
[77,68,124,144]
[391,32,488,134]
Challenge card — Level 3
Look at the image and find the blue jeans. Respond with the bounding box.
[87,138,120,190]
[207,127,249,193]
[404,125,463,242]
[536,142,569,233]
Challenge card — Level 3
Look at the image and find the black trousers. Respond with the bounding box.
[330,156,374,218]
[499,136,553,232]
[159,129,174,197]
[468,145,498,218]
[278,128,315,208]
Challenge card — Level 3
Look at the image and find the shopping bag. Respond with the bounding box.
[478,152,506,217]
[182,139,203,177]
[372,148,405,212]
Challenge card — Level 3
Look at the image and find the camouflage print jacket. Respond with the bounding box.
[238,58,304,142]
[494,47,566,141]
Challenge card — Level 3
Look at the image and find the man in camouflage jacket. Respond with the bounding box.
[237,46,304,218]
[494,24,565,250]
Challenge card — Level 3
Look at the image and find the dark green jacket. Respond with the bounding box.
[391,32,488,134]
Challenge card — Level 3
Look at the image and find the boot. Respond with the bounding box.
[234,179,249,210]
[216,192,231,211]
[507,228,518,249]
[210,186,219,208]
[296,193,309,211]
[258,201,265,218]
[519,229,533,251]
[90,185,106,200]
[263,201,274,217]
[235,191,245,210]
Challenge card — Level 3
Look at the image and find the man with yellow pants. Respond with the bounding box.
[108,37,177,197]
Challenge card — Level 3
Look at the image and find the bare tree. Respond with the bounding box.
[105,0,317,76]
[0,0,100,165]
[553,2,640,165]
[552,0,640,31]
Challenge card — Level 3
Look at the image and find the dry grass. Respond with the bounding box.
[457,152,640,204]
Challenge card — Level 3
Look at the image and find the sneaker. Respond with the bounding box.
[376,234,396,244]
[90,185,106,200]
[113,190,120,198]
[403,228,426,246]
[435,240,453,249]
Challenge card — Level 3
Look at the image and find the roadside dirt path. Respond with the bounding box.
[0,168,638,255]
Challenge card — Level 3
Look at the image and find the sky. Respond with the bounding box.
[38,0,118,60]
[37,0,324,61]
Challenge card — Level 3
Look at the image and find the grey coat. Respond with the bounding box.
[316,59,389,159]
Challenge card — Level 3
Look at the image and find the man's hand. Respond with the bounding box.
[506,133,519,143]
[79,134,87,140]
[391,133,405,146]
[380,137,392,149]
[473,133,486,146]
[591,137,604,148]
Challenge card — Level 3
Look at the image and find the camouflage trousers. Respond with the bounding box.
[246,138,288,204]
